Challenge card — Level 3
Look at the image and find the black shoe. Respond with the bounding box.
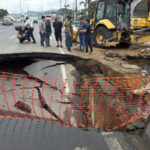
[60,45,63,48]
[32,41,36,44]
[57,45,59,48]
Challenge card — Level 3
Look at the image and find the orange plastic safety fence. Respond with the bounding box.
[0,72,149,131]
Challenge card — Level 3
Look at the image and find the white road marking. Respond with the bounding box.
[102,132,123,150]
[101,132,113,136]
[51,34,70,94]
[9,35,16,39]
[74,147,88,150]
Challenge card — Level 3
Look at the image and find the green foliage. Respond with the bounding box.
[0,9,8,18]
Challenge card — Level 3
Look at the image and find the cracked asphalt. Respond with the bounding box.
[0,23,150,150]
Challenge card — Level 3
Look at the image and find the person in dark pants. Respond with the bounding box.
[85,19,93,54]
[24,17,36,43]
[45,18,52,47]
[78,18,86,51]
[66,17,73,52]
[39,16,46,47]
[53,18,63,48]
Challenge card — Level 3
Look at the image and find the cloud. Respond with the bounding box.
[0,0,73,13]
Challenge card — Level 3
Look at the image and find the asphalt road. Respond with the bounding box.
[0,23,150,150]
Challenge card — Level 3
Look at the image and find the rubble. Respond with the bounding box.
[126,124,136,132]
[132,119,146,129]
[141,70,149,76]
[121,62,141,70]
[105,51,121,58]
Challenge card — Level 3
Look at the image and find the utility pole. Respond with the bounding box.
[20,0,22,18]
[60,0,62,10]
[74,0,78,21]
[59,0,62,16]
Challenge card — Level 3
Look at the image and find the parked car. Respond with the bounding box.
[33,20,38,23]
[73,21,80,27]
[2,19,13,26]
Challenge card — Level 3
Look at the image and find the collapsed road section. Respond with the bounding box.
[0,52,149,133]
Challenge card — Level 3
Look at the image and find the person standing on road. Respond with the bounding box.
[45,18,52,47]
[39,16,46,47]
[53,18,63,48]
[78,18,86,51]
[64,16,71,48]
[66,17,73,52]
[85,19,93,54]
[24,17,36,43]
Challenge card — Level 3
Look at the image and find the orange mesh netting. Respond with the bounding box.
[0,72,149,131]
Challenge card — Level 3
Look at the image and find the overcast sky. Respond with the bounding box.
[0,0,77,13]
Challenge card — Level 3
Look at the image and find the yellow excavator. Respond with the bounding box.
[74,0,150,48]
[131,0,150,29]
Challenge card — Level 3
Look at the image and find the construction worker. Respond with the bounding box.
[24,17,36,43]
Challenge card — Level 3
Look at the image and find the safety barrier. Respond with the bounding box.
[0,72,149,131]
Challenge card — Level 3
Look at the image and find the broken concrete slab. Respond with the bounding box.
[121,63,141,70]
[126,124,136,132]
[105,51,121,58]
[132,119,146,129]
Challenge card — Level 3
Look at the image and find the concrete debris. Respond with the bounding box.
[104,57,117,62]
[141,70,149,76]
[105,51,121,58]
[132,119,146,129]
[126,124,136,131]
[134,83,150,95]
[144,42,150,45]
[114,60,122,66]
[15,101,31,113]
[141,48,150,54]
[130,44,140,49]
[121,63,141,70]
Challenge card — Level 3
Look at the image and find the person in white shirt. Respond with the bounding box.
[24,17,36,43]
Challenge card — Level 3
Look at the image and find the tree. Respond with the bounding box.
[64,4,70,17]
[79,0,92,18]
[0,9,8,18]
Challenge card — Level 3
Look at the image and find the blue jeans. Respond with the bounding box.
[66,34,72,51]
[65,32,67,47]
[85,37,93,53]
[79,34,85,50]
[40,32,45,46]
